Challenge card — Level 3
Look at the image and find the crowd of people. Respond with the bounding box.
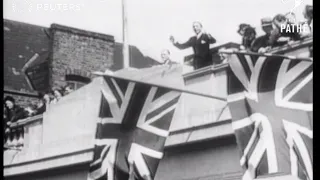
[3,5,313,146]
[166,5,313,70]
[237,5,313,53]
[3,85,74,144]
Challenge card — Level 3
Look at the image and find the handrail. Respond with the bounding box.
[183,36,313,66]
[10,114,43,128]
[4,114,43,150]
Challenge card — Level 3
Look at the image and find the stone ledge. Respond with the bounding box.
[183,63,229,81]
[4,149,93,177]
[10,114,43,128]
[166,119,233,147]
[51,24,115,42]
[4,120,234,177]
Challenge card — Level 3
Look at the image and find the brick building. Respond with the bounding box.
[4,19,160,107]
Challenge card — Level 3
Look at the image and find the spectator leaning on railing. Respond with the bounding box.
[4,96,27,143]
[51,87,63,104]
[250,18,274,53]
[24,103,37,117]
[269,14,302,48]
[4,96,27,124]
[237,23,257,51]
[63,85,74,96]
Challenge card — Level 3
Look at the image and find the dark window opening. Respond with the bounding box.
[65,75,91,84]
[65,74,91,90]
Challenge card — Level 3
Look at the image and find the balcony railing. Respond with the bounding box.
[4,114,43,151]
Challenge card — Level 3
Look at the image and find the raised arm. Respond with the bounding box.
[170,36,193,50]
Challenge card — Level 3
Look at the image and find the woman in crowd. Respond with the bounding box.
[35,97,47,115]
[24,103,37,117]
[51,88,63,104]
[63,85,74,96]
[4,96,27,123]
[237,23,257,51]
[4,96,27,143]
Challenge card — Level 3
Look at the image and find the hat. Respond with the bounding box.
[261,18,273,27]
[4,96,15,104]
[237,23,251,34]
[273,14,286,23]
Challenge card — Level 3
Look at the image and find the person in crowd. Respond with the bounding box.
[269,14,301,47]
[170,21,217,70]
[303,5,313,35]
[33,94,47,115]
[160,49,176,65]
[24,103,37,117]
[303,5,313,57]
[4,96,27,123]
[251,18,274,53]
[237,23,257,51]
[63,85,74,96]
[51,88,63,104]
[237,23,251,36]
[44,93,53,104]
[4,105,10,135]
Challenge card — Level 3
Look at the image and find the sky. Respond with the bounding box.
[3,0,312,63]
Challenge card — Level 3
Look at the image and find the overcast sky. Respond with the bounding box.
[4,0,312,63]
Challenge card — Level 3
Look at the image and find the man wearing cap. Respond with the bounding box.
[251,18,274,52]
[170,21,216,70]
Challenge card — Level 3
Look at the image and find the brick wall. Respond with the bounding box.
[50,24,115,88]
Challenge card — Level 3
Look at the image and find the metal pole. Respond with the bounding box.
[122,0,130,68]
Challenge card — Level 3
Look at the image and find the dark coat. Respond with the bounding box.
[174,33,216,69]
[36,104,46,115]
[7,105,27,123]
[269,25,301,48]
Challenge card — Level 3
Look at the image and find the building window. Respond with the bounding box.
[65,74,91,90]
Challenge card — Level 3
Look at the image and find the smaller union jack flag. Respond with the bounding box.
[88,67,182,180]
[227,53,313,180]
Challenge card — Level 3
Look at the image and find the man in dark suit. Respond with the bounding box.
[251,18,274,53]
[170,21,216,70]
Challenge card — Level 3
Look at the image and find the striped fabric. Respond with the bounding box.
[227,53,313,180]
[88,66,182,180]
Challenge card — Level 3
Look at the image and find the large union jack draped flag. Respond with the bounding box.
[227,53,313,180]
[88,66,182,180]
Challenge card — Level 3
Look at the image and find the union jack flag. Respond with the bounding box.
[227,53,313,180]
[88,71,182,180]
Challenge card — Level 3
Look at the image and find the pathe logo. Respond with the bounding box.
[280,0,309,33]
[12,0,33,13]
